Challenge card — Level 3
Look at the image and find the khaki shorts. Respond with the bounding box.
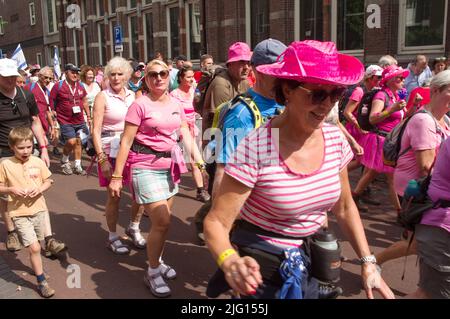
[12,211,45,247]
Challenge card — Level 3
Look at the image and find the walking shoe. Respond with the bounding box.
[37,280,55,298]
[360,189,381,206]
[125,227,146,249]
[352,193,368,212]
[6,231,22,252]
[196,189,211,202]
[44,238,66,257]
[73,165,86,176]
[318,283,343,299]
[144,271,171,298]
[61,162,73,175]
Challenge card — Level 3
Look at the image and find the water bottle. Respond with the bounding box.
[361,104,368,116]
[310,229,341,283]
[404,179,421,199]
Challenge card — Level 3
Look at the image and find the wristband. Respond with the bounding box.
[196,161,206,171]
[380,110,390,118]
[217,249,237,267]
[40,145,48,149]
[111,175,123,179]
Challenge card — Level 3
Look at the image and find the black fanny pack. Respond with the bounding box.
[131,141,171,158]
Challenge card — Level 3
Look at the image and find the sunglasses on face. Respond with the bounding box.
[147,70,169,79]
[297,85,346,104]
[42,76,53,80]
[396,76,405,81]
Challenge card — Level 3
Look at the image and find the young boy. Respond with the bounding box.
[0,127,55,298]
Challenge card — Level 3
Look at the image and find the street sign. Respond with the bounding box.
[114,44,124,53]
[113,25,123,46]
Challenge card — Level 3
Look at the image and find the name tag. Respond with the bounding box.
[109,137,121,159]
[72,106,81,114]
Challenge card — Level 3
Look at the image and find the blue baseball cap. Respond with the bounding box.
[251,38,287,67]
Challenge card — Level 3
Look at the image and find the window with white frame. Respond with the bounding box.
[0,16,5,35]
[336,0,364,51]
[96,0,105,17]
[168,6,180,58]
[81,0,87,23]
[46,0,57,34]
[29,2,36,26]
[299,0,331,41]
[143,0,152,6]
[187,1,201,60]
[129,0,137,9]
[400,0,447,50]
[129,15,139,59]
[249,0,270,48]
[36,53,42,66]
[144,12,154,61]
[98,23,107,65]
[109,0,116,14]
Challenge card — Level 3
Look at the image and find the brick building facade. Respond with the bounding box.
[1,0,449,68]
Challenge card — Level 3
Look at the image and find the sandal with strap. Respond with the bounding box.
[144,271,171,298]
[107,238,130,255]
[160,262,177,280]
[125,227,146,249]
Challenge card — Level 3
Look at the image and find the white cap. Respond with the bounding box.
[365,65,383,77]
[0,59,20,77]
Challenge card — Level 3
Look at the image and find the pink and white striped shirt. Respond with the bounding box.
[225,122,353,243]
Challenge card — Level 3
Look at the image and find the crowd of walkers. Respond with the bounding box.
[0,39,449,299]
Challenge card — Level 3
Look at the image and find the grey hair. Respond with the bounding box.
[430,70,450,90]
[104,56,133,80]
[378,55,398,68]
[38,66,53,76]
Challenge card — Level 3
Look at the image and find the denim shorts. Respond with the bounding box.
[60,123,88,143]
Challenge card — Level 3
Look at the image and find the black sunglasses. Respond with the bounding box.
[434,57,447,62]
[297,86,347,104]
[10,100,21,115]
[147,70,169,79]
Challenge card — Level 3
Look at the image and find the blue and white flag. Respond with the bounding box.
[11,44,27,70]
[53,46,61,80]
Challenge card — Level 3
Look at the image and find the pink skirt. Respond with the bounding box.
[345,122,363,144]
[359,132,394,174]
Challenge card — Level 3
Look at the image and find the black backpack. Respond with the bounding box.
[337,84,358,123]
[357,89,389,132]
[194,65,226,114]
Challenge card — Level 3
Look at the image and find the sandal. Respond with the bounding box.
[125,227,146,249]
[144,271,171,298]
[160,262,177,280]
[107,238,130,255]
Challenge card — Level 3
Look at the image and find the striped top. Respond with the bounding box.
[225,122,353,242]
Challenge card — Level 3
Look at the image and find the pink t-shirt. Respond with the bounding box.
[170,87,196,123]
[349,86,364,103]
[394,113,450,196]
[102,87,135,132]
[225,123,353,245]
[374,89,404,132]
[125,95,186,170]
[422,137,450,233]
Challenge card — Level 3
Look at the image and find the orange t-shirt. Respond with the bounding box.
[0,156,52,217]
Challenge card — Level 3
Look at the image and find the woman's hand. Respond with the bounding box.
[361,263,395,299]
[414,93,423,105]
[221,255,263,296]
[108,179,122,198]
[100,160,113,180]
[390,100,407,113]
[350,140,364,156]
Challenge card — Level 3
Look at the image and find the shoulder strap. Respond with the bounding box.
[18,87,27,104]
[58,80,64,91]
[30,82,36,91]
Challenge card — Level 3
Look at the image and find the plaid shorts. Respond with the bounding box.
[131,168,178,204]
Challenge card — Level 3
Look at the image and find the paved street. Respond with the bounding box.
[0,157,419,299]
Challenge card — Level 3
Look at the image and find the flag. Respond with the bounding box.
[53,46,61,80]
[11,44,27,70]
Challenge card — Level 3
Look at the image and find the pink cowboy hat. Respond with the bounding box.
[380,64,410,87]
[256,40,364,86]
[227,42,252,64]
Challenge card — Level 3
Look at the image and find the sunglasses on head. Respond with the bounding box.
[434,57,447,62]
[297,85,347,104]
[147,70,169,79]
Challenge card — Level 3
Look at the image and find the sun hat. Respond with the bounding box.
[65,63,81,73]
[226,42,252,64]
[256,40,364,86]
[251,38,287,67]
[0,58,20,77]
[365,65,383,78]
[380,64,409,87]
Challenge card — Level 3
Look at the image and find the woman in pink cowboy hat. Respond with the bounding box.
[203,40,395,299]
[352,65,410,213]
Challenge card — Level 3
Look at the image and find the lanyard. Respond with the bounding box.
[37,83,50,106]
[65,80,79,106]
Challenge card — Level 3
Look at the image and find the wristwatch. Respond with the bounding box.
[360,255,377,265]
